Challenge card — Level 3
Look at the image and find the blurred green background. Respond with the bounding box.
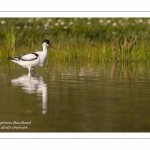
[1,18,150,62]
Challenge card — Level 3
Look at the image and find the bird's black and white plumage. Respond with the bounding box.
[8,39,55,75]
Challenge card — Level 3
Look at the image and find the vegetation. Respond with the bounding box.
[0,18,150,63]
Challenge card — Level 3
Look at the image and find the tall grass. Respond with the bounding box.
[0,18,150,63]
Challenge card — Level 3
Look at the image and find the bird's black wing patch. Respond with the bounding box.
[21,53,39,61]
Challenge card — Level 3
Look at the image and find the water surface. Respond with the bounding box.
[0,62,150,132]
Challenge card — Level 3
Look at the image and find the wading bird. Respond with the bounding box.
[8,39,55,75]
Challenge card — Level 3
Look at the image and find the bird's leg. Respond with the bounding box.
[28,67,31,76]
[31,67,35,76]
[31,67,34,72]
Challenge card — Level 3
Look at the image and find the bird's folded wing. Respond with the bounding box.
[21,53,38,61]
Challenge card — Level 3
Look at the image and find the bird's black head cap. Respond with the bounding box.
[42,39,50,45]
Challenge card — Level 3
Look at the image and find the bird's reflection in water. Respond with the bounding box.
[11,73,48,115]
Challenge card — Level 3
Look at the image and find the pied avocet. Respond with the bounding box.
[8,39,55,74]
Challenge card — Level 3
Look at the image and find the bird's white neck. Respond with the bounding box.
[42,44,48,52]
[41,44,48,65]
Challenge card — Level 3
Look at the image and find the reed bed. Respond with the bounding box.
[0,18,150,63]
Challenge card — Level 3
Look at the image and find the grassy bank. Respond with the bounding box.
[0,18,150,63]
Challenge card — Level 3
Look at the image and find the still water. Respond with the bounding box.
[0,62,150,132]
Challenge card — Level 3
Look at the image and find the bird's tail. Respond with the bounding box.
[8,57,15,60]
[8,57,20,61]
